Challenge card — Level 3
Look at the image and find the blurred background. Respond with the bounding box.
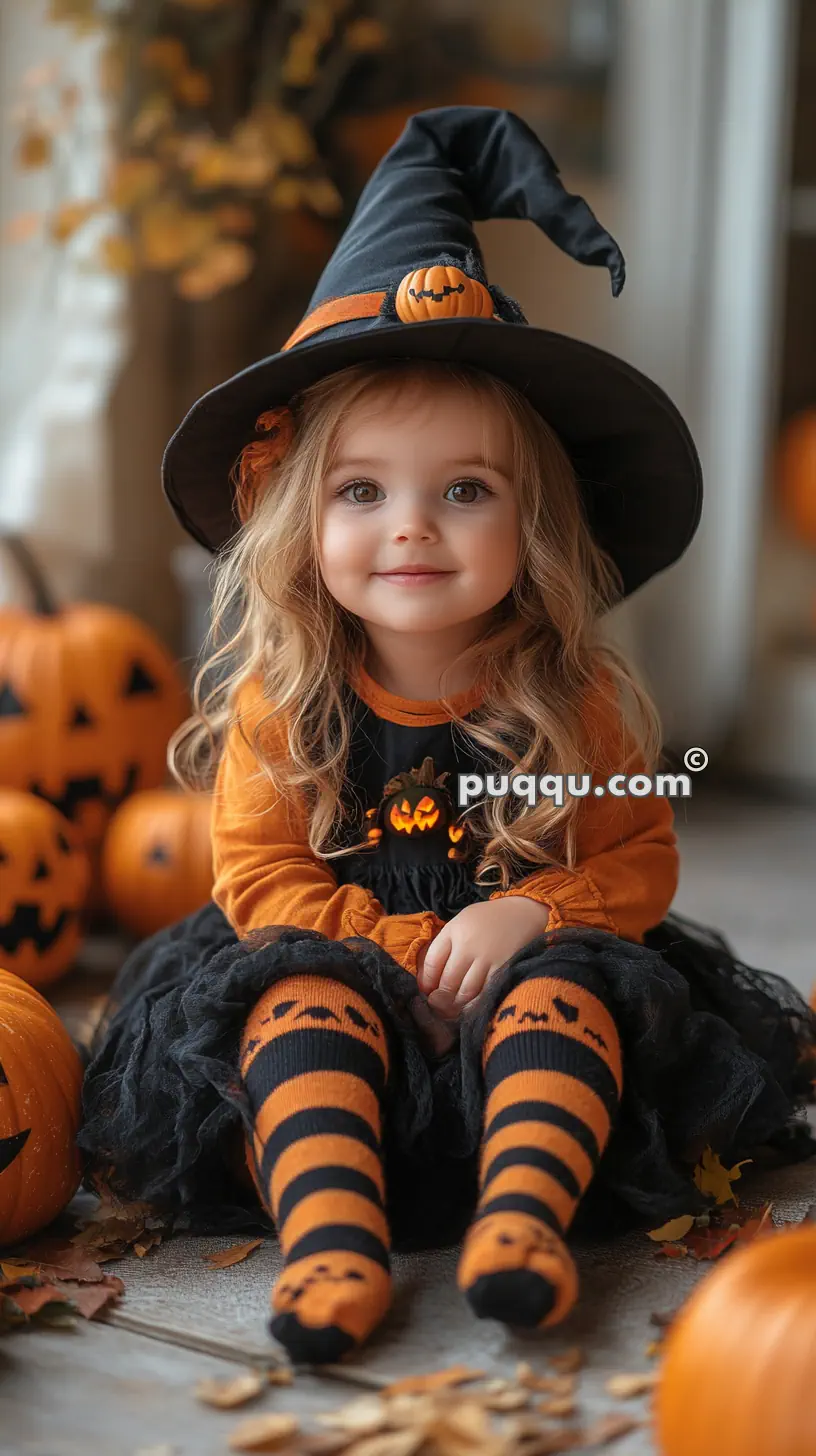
[0,0,815,1002]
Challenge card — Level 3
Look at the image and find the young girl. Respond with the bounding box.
[79,107,816,1367]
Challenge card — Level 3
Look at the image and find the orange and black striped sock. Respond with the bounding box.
[239,974,392,1363]
[457,963,623,1328]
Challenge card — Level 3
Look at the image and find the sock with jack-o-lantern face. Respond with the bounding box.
[457,961,623,1328]
[240,974,392,1364]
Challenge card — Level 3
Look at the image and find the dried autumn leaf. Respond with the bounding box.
[653,1241,688,1259]
[176,239,254,300]
[269,177,305,211]
[646,1213,695,1243]
[130,94,175,147]
[50,199,102,243]
[196,1371,265,1409]
[203,1237,263,1270]
[693,1146,751,1206]
[108,157,163,212]
[341,1431,425,1456]
[732,1202,775,1244]
[228,1413,300,1452]
[267,1367,294,1386]
[10,1238,106,1284]
[345,18,389,52]
[63,1275,124,1319]
[142,38,189,78]
[140,202,217,269]
[0,1261,40,1281]
[300,178,343,218]
[580,1412,641,1445]
[536,1397,577,1419]
[605,1372,659,1400]
[174,71,213,109]
[17,128,53,169]
[99,233,138,274]
[133,1232,163,1258]
[316,1397,388,1435]
[383,1367,486,1396]
[2,211,42,244]
[255,105,316,167]
[683,1226,740,1260]
[515,1366,575,1397]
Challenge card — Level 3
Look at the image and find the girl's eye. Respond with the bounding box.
[339,479,381,504]
[446,479,489,503]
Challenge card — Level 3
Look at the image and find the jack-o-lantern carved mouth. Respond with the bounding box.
[0,1060,31,1175]
[409,283,465,303]
[0,903,74,955]
[29,763,140,823]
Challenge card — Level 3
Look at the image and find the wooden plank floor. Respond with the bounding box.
[3,785,815,1456]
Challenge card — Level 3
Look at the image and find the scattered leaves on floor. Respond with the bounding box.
[203,1238,264,1269]
[196,1370,266,1408]
[692,1146,752,1206]
[604,1373,660,1400]
[228,1411,300,1451]
[383,1367,487,1396]
[268,1366,294,1386]
[649,1200,777,1260]
[0,1267,123,1331]
[646,1214,695,1242]
[548,1348,585,1375]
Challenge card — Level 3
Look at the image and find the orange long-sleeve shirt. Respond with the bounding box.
[211,663,679,976]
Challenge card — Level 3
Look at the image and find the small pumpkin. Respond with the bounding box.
[654,1221,816,1455]
[395,265,494,323]
[776,409,816,546]
[0,789,90,986]
[0,534,188,863]
[0,968,83,1245]
[365,756,472,861]
[101,787,213,938]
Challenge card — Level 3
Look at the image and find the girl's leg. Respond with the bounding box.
[240,973,392,1363]
[457,958,623,1327]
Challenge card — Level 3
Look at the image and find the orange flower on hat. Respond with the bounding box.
[233,405,295,524]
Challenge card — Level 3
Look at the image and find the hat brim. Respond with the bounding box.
[162,317,702,600]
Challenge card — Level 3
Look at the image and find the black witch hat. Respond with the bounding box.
[162,106,702,599]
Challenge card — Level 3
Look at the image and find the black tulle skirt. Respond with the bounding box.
[77,904,816,1252]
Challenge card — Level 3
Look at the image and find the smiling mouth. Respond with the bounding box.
[0,903,74,954]
[375,571,453,582]
[0,1128,30,1175]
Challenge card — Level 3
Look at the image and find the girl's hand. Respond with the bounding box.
[415,898,551,1019]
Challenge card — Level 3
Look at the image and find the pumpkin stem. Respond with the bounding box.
[1,532,59,616]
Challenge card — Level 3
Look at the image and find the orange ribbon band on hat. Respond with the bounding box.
[282,291,388,351]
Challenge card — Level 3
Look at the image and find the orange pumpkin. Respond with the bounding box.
[776,409,816,545]
[654,1221,816,1455]
[395,265,494,323]
[102,788,213,938]
[0,535,188,864]
[0,790,90,986]
[0,968,83,1245]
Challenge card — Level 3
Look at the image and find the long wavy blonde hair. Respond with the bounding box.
[169,358,662,891]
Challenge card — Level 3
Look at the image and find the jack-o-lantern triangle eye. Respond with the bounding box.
[124,662,159,697]
[147,844,170,864]
[0,1061,6,1085]
[70,704,94,728]
[56,832,72,854]
[33,859,50,880]
[0,683,25,717]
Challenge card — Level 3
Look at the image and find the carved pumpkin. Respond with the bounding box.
[654,1221,816,1455]
[776,409,816,546]
[0,535,188,865]
[101,788,214,938]
[0,968,83,1245]
[0,790,90,987]
[365,756,471,861]
[395,265,494,324]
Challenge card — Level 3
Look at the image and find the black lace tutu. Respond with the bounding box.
[77,903,816,1252]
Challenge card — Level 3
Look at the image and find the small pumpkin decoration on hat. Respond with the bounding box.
[102,787,213,939]
[654,1219,816,1456]
[363,756,472,862]
[0,789,90,987]
[0,967,83,1245]
[0,535,188,868]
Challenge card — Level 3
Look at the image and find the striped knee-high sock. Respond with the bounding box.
[239,974,392,1363]
[457,963,623,1328]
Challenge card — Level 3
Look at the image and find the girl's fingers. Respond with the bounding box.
[453,960,491,1006]
[418,935,450,992]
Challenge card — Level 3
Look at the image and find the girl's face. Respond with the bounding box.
[318,375,520,646]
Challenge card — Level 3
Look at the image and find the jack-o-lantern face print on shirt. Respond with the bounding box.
[0,602,187,854]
